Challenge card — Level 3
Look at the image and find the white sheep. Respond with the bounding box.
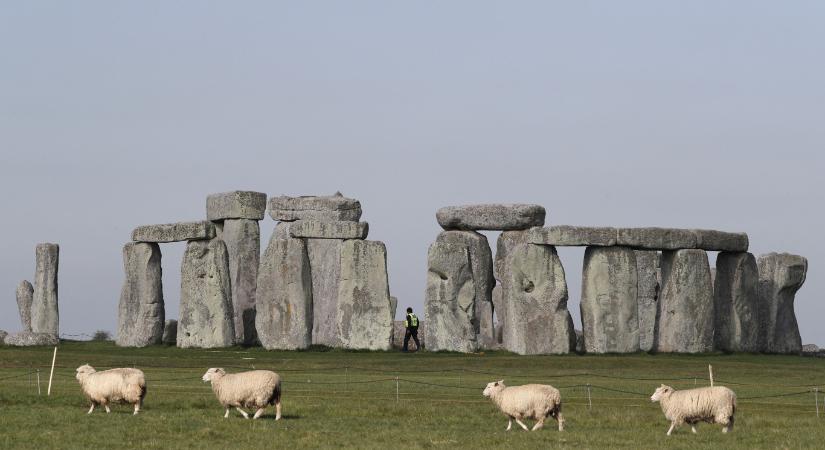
[482,380,565,431]
[650,384,736,435]
[202,368,282,420]
[75,364,146,415]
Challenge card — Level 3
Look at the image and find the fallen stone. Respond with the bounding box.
[693,230,749,252]
[527,226,617,247]
[714,252,759,352]
[268,193,362,222]
[436,204,545,231]
[307,238,344,347]
[256,236,313,350]
[424,241,477,353]
[132,221,215,243]
[494,229,531,282]
[206,191,267,221]
[502,243,575,355]
[31,243,59,336]
[16,280,33,332]
[116,242,164,347]
[221,219,261,346]
[289,220,369,239]
[436,231,495,348]
[616,228,697,250]
[655,249,714,353]
[162,319,177,345]
[178,239,235,348]
[580,246,639,353]
[758,253,808,354]
[4,331,59,346]
[635,251,660,352]
[337,240,393,350]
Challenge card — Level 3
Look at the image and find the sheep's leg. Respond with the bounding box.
[275,400,282,420]
[253,407,265,419]
[133,402,140,415]
[104,404,111,414]
[691,425,697,434]
[506,417,512,431]
[531,418,545,431]
[224,408,230,418]
[666,422,677,436]
[515,418,530,431]
[556,412,565,432]
[235,407,250,419]
[87,403,95,414]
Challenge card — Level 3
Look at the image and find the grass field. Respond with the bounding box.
[1,341,824,449]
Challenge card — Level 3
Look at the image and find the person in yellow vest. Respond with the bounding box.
[402,307,421,352]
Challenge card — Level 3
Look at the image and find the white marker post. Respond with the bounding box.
[47,346,57,396]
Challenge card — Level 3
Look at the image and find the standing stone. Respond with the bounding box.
[654,249,714,353]
[492,285,504,344]
[307,238,344,347]
[178,239,235,348]
[580,247,639,353]
[16,280,33,332]
[436,204,546,231]
[424,242,477,352]
[221,219,261,346]
[256,236,313,350]
[116,242,164,347]
[494,230,531,282]
[436,231,495,348]
[0,330,6,344]
[337,240,393,350]
[502,243,575,355]
[390,296,398,320]
[758,253,808,354]
[635,251,660,352]
[162,320,178,345]
[714,252,759,352]
[31,243,59,336]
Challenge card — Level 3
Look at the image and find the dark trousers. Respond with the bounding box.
[403,328,420,351]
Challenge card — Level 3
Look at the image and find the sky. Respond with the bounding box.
[1,1,823,343]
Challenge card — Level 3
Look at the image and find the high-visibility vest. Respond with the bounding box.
[405,313,419,328]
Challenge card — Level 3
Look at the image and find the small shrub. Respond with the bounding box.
[91,330,111,341]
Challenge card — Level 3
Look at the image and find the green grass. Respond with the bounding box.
[2,342,824,449]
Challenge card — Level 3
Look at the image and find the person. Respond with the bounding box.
[402,307,420,352]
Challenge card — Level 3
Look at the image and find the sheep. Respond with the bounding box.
[202,368,282,420]
[650,384,736,435]
[75,364,146,415]
[482,380,564,431]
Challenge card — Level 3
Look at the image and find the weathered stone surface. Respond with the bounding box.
[693,230,749,252]
[436,231,495,348]
[390,296,398,320]
[162,319,177,345]
[289,220,369,239]
[307,238,344,347]
[580,246,639,353]
[207,191,267,221]
[494,230,530,282]
[502,243,575,355]
[337,240,393,350]
[132,221,215,243]
[713,252,759,352]
[436,204,545,231]
[528,226,617,247]
[16,280,33,332]
[221,219,260,346]
[758,253,808,354]
[424,242,477,353]
[116,242,164,347]
[616,228,697,250]
[256,236,313,350]
[31,243,59,336]
[654,250,714,353]
[492,285,504,344]
[178,239,235,348]
[802,344,820,354]
[575,329,584,353]
[635,251,660,352]
[268,193,362,222]
[4,331,59,346]
[274,222,292,240]
[0,330,6,344]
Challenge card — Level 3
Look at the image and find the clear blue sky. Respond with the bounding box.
[1,2,823,343]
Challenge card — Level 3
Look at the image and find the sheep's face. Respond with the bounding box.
[202,368,225,383]
[651,384,672,402]
[483,380,506,397]
[75,364,95,381]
